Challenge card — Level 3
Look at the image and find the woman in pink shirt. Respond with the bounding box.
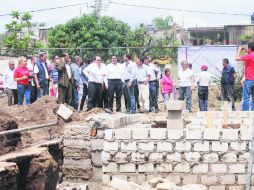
[160,68,173,109]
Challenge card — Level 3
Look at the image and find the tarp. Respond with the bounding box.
[178,46,239,77]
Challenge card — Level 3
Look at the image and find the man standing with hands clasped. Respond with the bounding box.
[236,42,254,111]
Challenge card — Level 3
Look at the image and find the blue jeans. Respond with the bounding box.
[163,93,170,108]
[72,88,79,111]
[37,80,49,98]
[124,80,136,112]
[17,84,31,106]
[179,86,192,111]
[242,80,254,111]
[149,81,158,111]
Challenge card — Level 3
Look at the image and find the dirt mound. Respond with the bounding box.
[15,96,59,125]
[71,108,106,122]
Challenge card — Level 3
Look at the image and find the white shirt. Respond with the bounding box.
[65,64,72,79]
[83,62,107,84]
[107,63,123,80]
[196,71,211,87]
[122,61,137,82]
[27,63,35,86]
[3,68,17,89]
[178,68,193,87]
[136,65,150,82]
[145,63,160,81]
[34,62,49,79]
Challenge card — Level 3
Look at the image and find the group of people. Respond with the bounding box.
[3,42,254,112]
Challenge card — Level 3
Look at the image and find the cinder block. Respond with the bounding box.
[64,124,91,139]
[193,142,209,152]
[228,186,244,190]
[230,142,247,151]
[165,175,181,185]
[166,152,181,162]
[132,129,149,139]
[204,129,220,140]
[115,152,128,164]
[209,186,225,190]
[131,152,145,163]
[156,163,173,172]
[149,153,163,163]
[138,163,154,172]
[91,139,103,151]
[167,100,184,110]
[212,142,228,152]
[138,142,154,151]
[237,175,247,184]
[102,162,117,173]
[219,175,236,185]
[240,129,252,140]
[175,141,191,151]
[64,158,91,169]
[174,162,190,173]
[128,174,147,185]
[91,151,102,166]
[228,164,245,174]
[182,175,199,184]
[167,119,184,129]
[103,141,118,151]
[201,175,218,185]
[157,142,173,152]
[119,163,136,173]
[186,129,203,140]
[203,153,219,163]
[121,142,136,151]
[211,164,227,173]
[150,129,167,139]
[192,164,208,173]
[64,138,90,149]
[115,129,132,139]
[221,152,237,163]
[102,174,111,185]
[184,152,201,162]
[222,129,239,140]
[168,129,184,139]
[101,152,111,163]
[105,130,113,140]
[239,153,249,163]
[243,118,253,125]
[57,104,73,121]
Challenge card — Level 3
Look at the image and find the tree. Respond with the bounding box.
[152,16,173,30]
[48,14,131,61]
[4,11,42,56]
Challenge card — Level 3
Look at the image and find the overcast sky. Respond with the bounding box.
[0,0,253,32]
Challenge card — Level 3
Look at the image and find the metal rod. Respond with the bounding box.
[0,122,58,136]
[246,118,254,190]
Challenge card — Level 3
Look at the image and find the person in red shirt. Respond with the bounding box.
[14,57,31,106]
[236,42,254,111]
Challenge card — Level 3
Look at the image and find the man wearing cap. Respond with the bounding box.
[196,65,211,111]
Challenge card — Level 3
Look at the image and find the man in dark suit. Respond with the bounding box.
[56,53,74,105]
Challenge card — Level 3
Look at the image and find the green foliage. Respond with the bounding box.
[4,11,41,56]
[240,34,251,43]
[152,16,173,30]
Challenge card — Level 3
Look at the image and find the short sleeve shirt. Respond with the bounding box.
[241,52,254,80]
[178,68,193,87]
[14,66,30,85]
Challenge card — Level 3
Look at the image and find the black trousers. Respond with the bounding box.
[134,82,140,110]
[108,79,122,112]
[221,84,235,110]
[198,86,208,111]
[101,88,109,109]
[87,82,102,110]
[80,83,88,111]
[30,85,37,104]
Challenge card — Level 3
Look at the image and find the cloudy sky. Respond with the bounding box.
[0,0,253,32]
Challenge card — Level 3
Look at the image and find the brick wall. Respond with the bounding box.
[102,128,253,190]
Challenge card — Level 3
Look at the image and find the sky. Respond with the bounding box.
[0,0,253,32]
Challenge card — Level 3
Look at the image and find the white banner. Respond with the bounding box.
[178,46,239,78]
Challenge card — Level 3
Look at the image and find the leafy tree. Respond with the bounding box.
[4,11,42,56]
[152,16,173,30]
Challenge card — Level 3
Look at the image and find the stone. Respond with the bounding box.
[115,128,132,139]
[91,151,102,166]
[181,184,207,190]
[203,129,220,140]
[132,128,149,139]
[230,142,247,151]
[239,153,249,163]
[104,141,118,151]
[175,141,191,151]
[203,153,219,163]
[174,162,190,173]
[148,178,165,188]
[102,162,118,173]
[56,104,73,121]
[168,129,184,139]
[91,139,103,151]
[201,175,218,185]
[184,152,201,162]
[64,124,91,139]
[156,163,173,172]
[131,152,145,163]
[211,142,228,152]
[64,138,90,149]
[109,176,143,190]
[221,129,239,140]
[138,163,154,172]
[193,142,210,152]
[129,174,146,185]
[156,182,176,190]
[105,130,113,140]
[121,142,136,151]
[221,153,237,163]
[228,164,245,174]
[149,153,163,163]
[150,129,167,139]
[219,175,235,185]
[182,175,199,184]
[186,130,203,140]
[114,152,128,164]
[165,175,181,185]
[138,142,154,151]
[209,186,225,190]
[228,186,244,190]
[192,164,209,174]
[166,153,181,162]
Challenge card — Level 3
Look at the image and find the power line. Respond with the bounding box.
[0,3,88,17]
[110,1,251,17]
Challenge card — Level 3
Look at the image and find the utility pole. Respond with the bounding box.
[95,0,102,21]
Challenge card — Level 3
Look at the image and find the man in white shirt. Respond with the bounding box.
[107,55,123,112]
[196,65,211,111]
[136,57,151,112]
[34,52,49,98]
[144,57,160,113]
[122,54,137,114]
[177,60,194,112]
[3,60,17,106]
[83,55,107,110]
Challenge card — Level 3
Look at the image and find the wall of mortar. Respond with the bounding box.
[102,127,254,190]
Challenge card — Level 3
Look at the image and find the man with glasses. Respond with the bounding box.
[107,55,123,112]
[83,56,107,110]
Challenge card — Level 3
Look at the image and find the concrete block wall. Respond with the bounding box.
[187,111,254,129]
[102,128,254,189]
